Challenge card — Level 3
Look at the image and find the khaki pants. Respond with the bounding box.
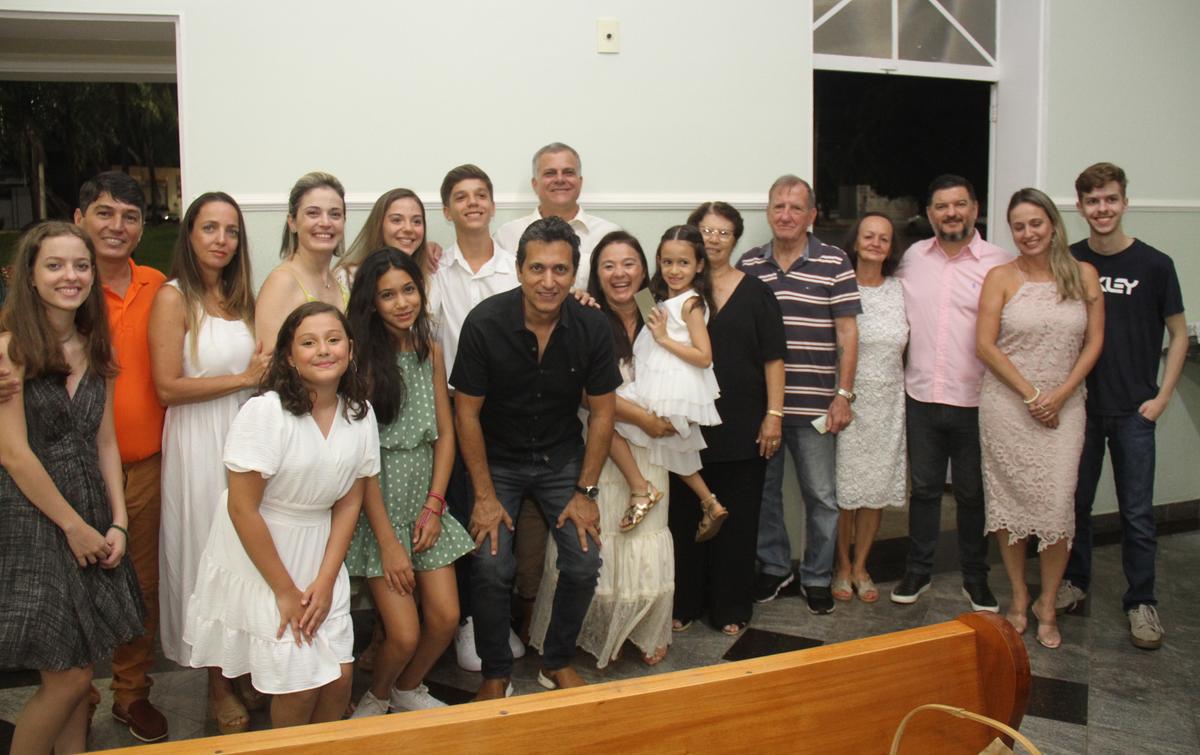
[110,453,162,708]
[514,497,549,600]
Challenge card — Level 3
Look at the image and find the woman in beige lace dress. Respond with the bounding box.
[977,188,1104,649]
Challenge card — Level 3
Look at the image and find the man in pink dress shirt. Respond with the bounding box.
[890,174,1011,611]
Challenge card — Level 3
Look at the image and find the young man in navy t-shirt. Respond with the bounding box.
[1059,162,1188,651]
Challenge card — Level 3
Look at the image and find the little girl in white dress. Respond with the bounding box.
[616,225,726,542]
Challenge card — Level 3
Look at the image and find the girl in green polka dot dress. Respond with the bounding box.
[344,248,474,715]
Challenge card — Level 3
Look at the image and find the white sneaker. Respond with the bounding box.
[509,627,526,659]
[1055,580,1087,613]
[455,616,525,670]
[349,690,388,718]
[455,617,482,672]
[1127,604,1164,650]
[389,683,447,712]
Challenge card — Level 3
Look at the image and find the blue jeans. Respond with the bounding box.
[1065,412,1157,610]
[470,455,600,679]
[756,424,839,587]
[904,398,990,583]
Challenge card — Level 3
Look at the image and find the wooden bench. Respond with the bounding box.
[109,611,1028,754]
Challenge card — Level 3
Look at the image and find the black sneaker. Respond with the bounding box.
[890,572,931,604]
[753,571,795,603]
[803,585,835,615]
[962,582,1000,613]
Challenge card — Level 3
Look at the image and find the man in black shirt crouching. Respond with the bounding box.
[450,216,621,699]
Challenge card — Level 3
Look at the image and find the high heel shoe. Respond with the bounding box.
[1032,604,1061,649]
[1004,607,1028,635]
[695,494,729,543]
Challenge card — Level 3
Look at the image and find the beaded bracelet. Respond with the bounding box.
[1022,387,1041,405]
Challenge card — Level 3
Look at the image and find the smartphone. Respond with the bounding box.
[634,288,658,322]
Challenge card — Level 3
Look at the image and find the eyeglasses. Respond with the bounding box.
[700,226,734,239]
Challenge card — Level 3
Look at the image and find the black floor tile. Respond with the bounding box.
[722,628,822,662]
[1028,675,1088,726]
[426,679,475,706]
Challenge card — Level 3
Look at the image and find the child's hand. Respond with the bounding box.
[300,577,335,639]
[380,538,416,595]
[412,506,443,553]
[646,306,668,342]
[275,585,307,646]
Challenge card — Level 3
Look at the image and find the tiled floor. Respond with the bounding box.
[2,529,1197,753]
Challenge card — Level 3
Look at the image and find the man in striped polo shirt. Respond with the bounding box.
[738,175,861,615]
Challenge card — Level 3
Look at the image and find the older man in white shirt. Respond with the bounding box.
[495,142,620,290]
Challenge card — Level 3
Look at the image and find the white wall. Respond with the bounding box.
[1043,0,1200,514]
[0,0,814,277]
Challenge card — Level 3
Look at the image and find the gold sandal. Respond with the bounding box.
[619,482,663,532]
[695,494,729,543]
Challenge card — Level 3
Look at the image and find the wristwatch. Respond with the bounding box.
[836,388,856,404]
[574,484,600,501]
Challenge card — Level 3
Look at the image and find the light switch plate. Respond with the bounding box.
[597,18,619,54]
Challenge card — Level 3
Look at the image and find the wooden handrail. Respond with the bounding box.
[106,612,1028,754]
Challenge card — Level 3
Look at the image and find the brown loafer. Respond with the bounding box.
[536,665,587,690]
[473,678,513,701]
[113,698,168,743]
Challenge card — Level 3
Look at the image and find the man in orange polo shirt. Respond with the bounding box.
[74,172,169,743]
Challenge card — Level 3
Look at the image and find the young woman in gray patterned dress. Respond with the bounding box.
[345,248,473,716]
[0,223,144,753]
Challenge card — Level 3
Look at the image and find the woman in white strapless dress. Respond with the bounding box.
[149,193,267,733]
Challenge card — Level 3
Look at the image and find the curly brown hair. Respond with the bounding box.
[261,301,369,421]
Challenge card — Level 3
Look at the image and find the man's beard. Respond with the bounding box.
[935,226,969,242]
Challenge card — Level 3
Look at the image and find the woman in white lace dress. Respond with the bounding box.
[977,189,1103,649]
[833,214,908,604]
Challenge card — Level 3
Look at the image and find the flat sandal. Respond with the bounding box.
[619,482,663,532]
[695,494,729,543]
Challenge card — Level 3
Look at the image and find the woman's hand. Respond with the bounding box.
[98,526,127,569]
[380,537,416,595]
[300,576,335,639]
[412,503,443,553]
[757,413,783,458]
[571,288,600,309]
[241,342,270,388]
[646,306,668,343]
[1028,385,1066,428]
[64,519,111,568]
[637,409,677,439]
[275,585,307,646]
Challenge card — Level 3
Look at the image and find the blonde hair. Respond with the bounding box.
[280,171,346,258]
[1007,188,1086,301]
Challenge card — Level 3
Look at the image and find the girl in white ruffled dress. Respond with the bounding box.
[616,225,727,542]
[183,302,379,729]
